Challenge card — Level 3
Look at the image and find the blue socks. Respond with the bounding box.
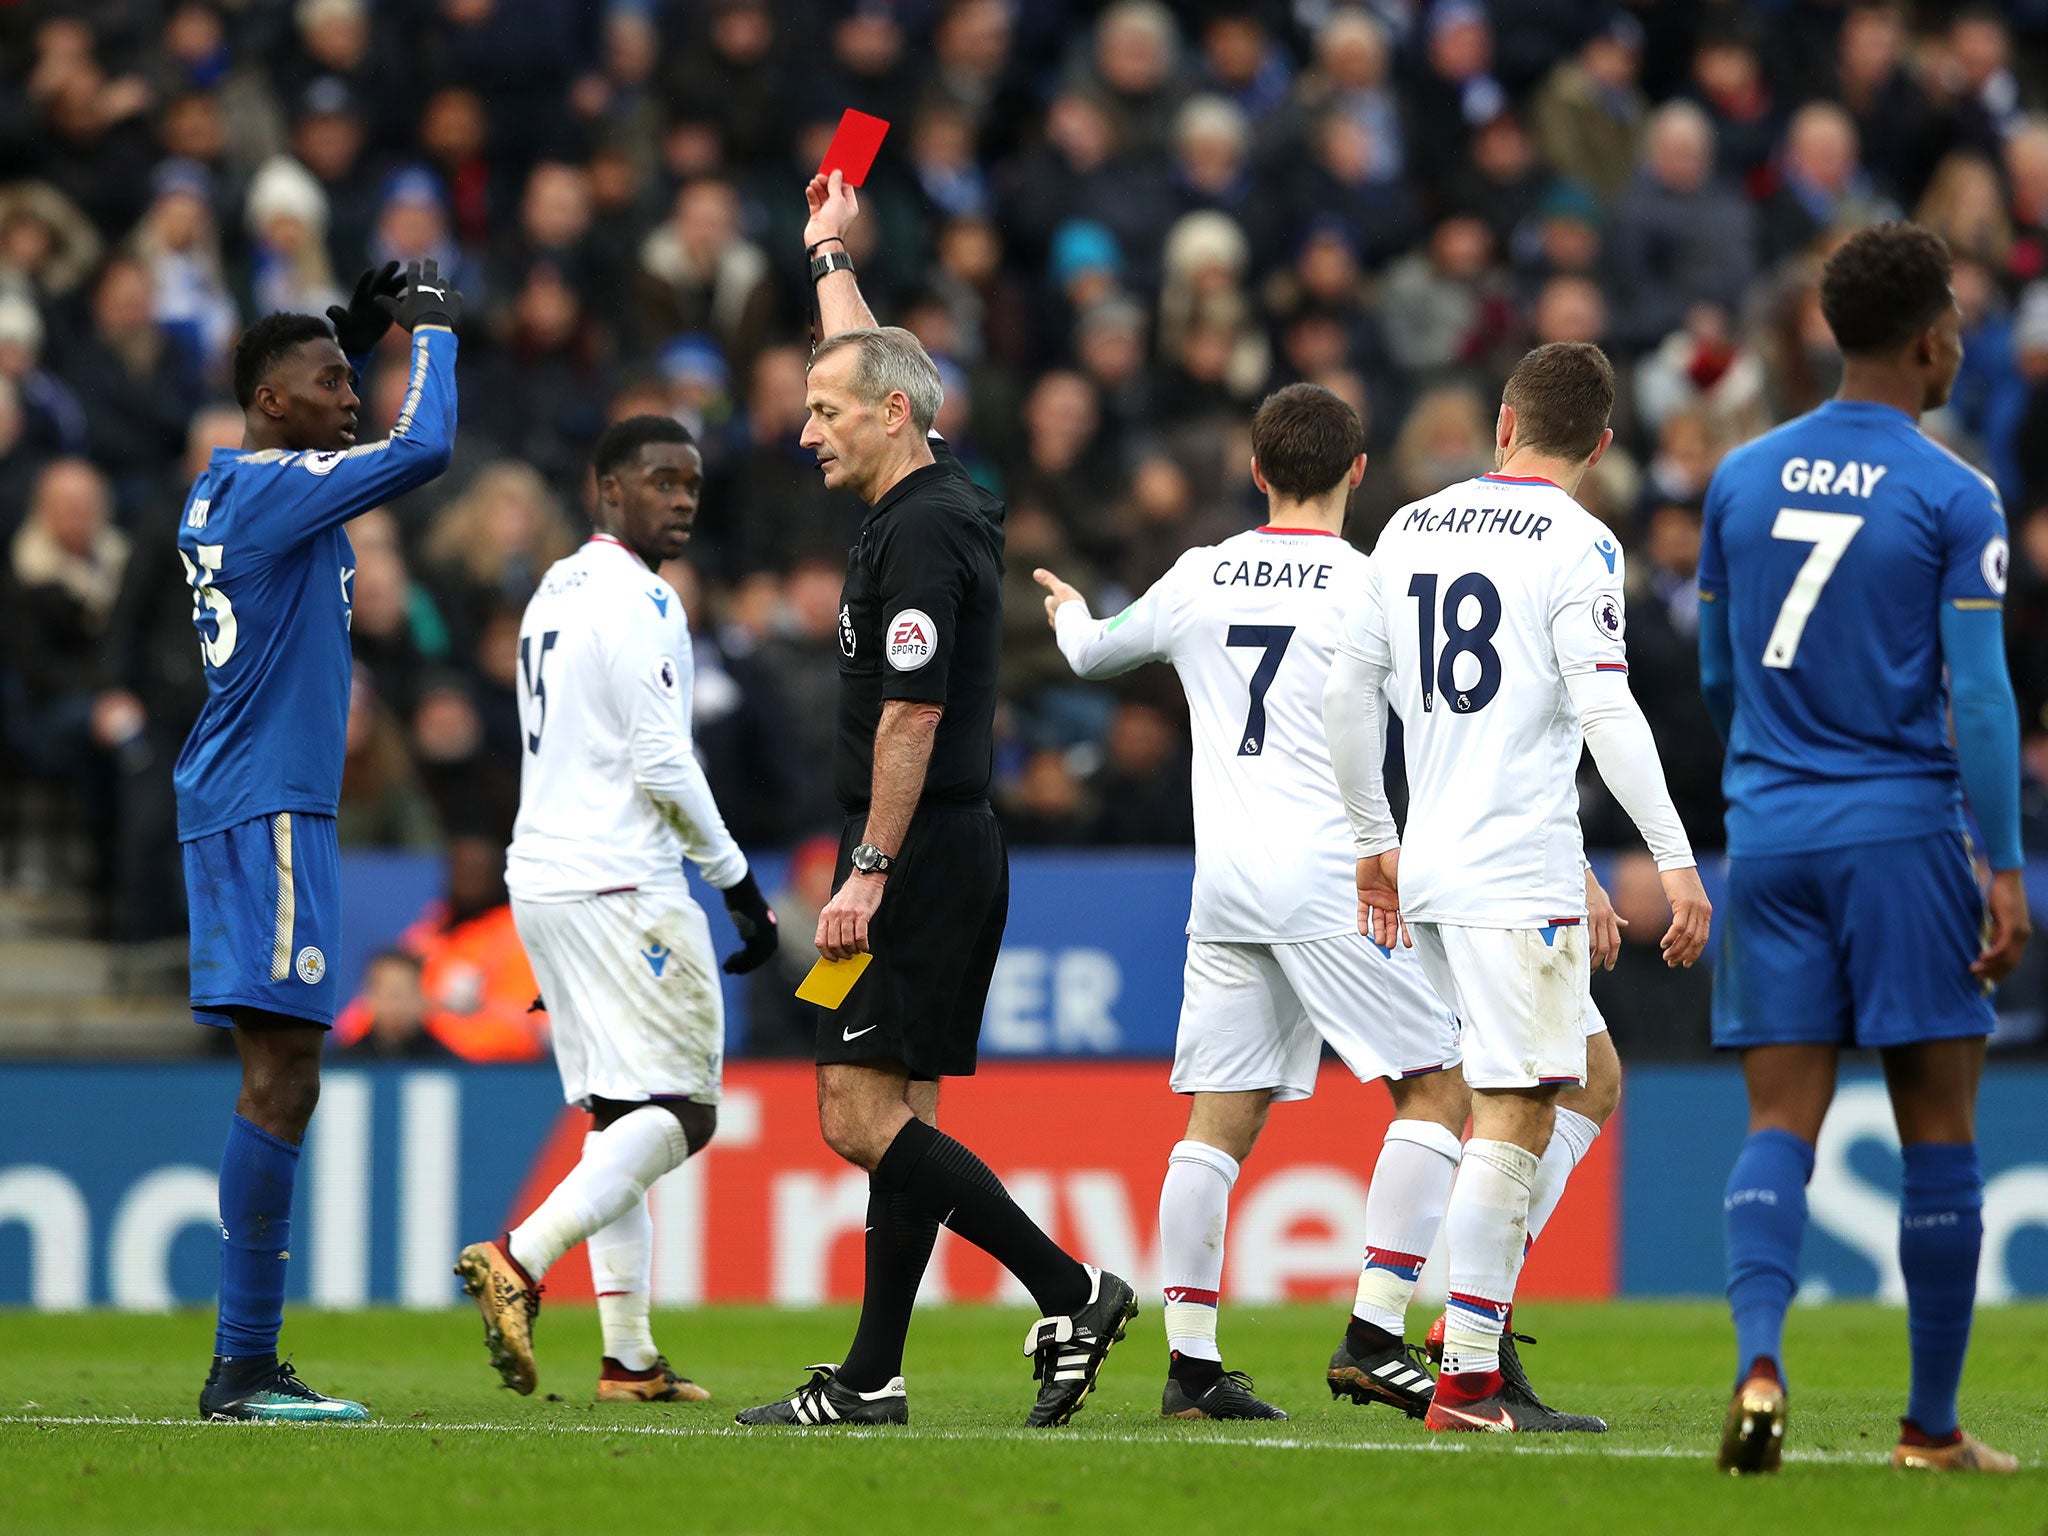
[215,1113,301,1359]
[1723,1128,1814,1384]
[1899,1142,1983,1438]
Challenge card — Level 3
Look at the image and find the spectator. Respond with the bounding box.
[1079,1,1187,159]
[1195,7,1293,153]
[241,154,343,319]
[2005,119,2048,286]
[1011,368,1118,562]
[1940,7,2028,160]
[1588,850,1712,1056]
[1624,498,1723,848]
[1835,0,1940,207]
[1913,150,2012,274]
[347,533,446,720]
[753,555,849,835]
[1003,748,1094,845]
[420,461,576,654]
[725,344,847,576]
[337,668,441,850]
[418,86,493,253]
[131,158,238,395]
[1156,211,1269,417]
[331,837,550,1061]
[1610,101,1757,350]
[1687,27,1778,188]
[22,17,156,238]
[1379,216,1514,380]
[909,102,992,222]
[1633,305,1769,443]
[2,459,129,788]
[1949,257,2028,506]
[289,78,380,277]
[0,376,52,528]
[745,834,841,1057]
[1531,13,1648,205]
[1289,109,1421,273]
[926,0,1022,145]
[370,164,468,294]
[1448,113,1551,258]
[636,177,773,374]
[1382,382,1493,515]
[409,675,519,842]
[1300,11,1404,185]
[1409,0,1508,165]
[56,255,190,519]
[0,181,103,309]
[1086,696,1194,845]
[1758,103,1896,267]
[332,950,454,1061]
[660,0,787,163]
[1169,96,1278,269]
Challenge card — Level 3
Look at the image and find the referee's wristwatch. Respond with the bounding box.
[849,843,894,876]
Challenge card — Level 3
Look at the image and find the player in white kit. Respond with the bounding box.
[455,416,779,1404]
[1326,344,1710,1433]
[1034,385,1467,1421]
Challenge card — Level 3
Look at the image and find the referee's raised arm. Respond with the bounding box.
[803,170,878,336]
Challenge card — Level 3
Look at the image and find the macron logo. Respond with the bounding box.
[648,588,670,617]
[641,943,670,978]
[1596,538,1616,573]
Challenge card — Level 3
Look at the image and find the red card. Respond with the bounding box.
[819,109,890,188]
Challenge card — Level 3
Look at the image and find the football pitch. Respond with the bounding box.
[0,1302,2041,1535]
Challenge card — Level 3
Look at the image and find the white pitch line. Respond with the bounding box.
[0,1414,1887,1466]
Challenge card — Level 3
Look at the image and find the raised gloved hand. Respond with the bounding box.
[325,261,404,354]
[721,870,780,975]
[373,258,462,332]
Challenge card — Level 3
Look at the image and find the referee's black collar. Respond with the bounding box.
[863,456,954,526]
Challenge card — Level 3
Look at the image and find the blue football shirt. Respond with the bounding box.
[1698,398,2009,856]
[173,327,458,840]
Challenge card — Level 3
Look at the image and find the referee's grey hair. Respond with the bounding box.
[808,326,944,433]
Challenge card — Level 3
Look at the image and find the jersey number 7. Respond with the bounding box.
[1763,509,1864,668]
[1225,625,1293,755]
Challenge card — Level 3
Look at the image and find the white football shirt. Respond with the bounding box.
[1054,526,1367,941]
[506,535,748,902]
[1337,474,1630,926]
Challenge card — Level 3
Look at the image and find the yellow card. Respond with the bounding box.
[796,952,873,1009]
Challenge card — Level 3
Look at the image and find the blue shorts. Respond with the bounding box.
[184,811,340,1029]
[1712,830,1993,1051]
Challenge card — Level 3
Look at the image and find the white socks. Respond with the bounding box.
[1158,1139,1238,1362]
[584,1135,660,1371]
[1525,1107,1601,1246]
[509,1106,689,1281]
[1353,1118,1463,1334]
[1440,1138,1540,1378]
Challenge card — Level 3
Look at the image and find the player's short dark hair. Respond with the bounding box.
[1249,383,1365,499]
[1501,342,1615,462]
[232,312,337,410]
[592,414,697,480]
[1819,221,1954,355]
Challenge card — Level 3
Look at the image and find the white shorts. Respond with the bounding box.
[1172,932,1461,1103]
[1584,989,1607,1037]
[511,889,724,1107]
[1411,921,1589,1091]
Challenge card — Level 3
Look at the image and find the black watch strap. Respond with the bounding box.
[809,250,856,284]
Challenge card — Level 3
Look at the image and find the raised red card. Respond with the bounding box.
[818,109,890,188]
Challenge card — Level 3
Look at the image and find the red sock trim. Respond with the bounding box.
[1433,1369,1504,1405]
[495,1233,538,1289]
[1744,1356,1782,1387]
[1898,1418,1963,1448]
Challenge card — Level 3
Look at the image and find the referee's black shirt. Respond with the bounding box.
[833,436,1004,813]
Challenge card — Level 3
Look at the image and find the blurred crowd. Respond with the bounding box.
[7,0,2048,1054]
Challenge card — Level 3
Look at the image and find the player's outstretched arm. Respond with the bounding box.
[1564,668,1710,966]
[1038,567,1169,679]
[805,170,879,336]
[1940,602,2031,981]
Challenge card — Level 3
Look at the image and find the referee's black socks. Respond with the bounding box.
[837,1188,940,1393]
[873,1117,1091,1317]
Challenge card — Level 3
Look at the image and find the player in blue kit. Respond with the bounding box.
[1699,224,2026,1475]
[179,261,461,1422]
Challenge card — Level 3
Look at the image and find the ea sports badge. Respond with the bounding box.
[886,608,936,670]
[296,946,327,984]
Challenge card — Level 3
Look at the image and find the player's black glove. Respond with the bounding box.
[325,261,403,354]
[374,258,463,332]
[720,871,779,975]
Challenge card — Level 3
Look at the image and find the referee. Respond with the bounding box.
[737,170,1136,1431]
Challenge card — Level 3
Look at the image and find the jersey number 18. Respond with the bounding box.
[1408,572,1502,714]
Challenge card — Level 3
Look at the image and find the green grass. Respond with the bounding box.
[0,1302,2043,1535]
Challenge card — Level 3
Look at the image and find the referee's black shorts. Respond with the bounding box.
[814,800,1008,1080]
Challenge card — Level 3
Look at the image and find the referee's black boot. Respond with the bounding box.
[733,1364,908,1427]
[1023,1265,1139,1428]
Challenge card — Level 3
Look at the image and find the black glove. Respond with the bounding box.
[720,871,779,975]
[325,261,403,355]
[373,258,462,332]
